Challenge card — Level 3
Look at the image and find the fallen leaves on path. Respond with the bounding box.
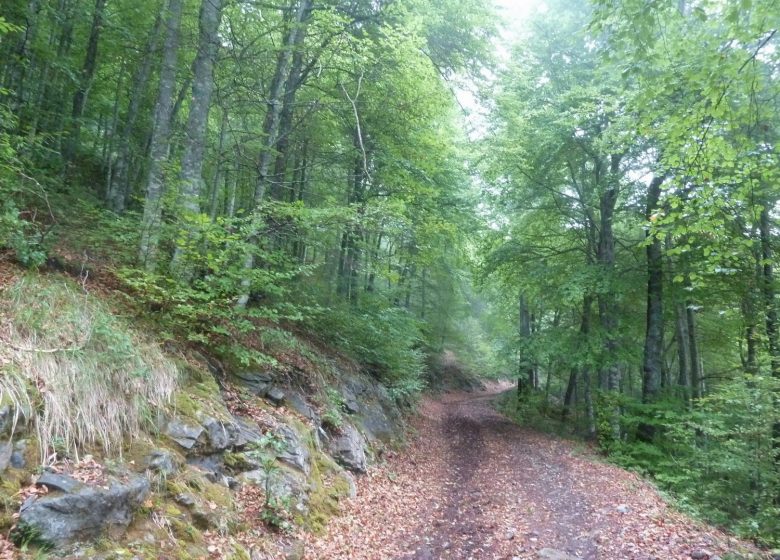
[305,388,769,560]
[0,535,15,560]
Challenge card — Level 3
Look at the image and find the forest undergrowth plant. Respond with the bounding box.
[245,432,293,532]
[314,304,427,402]
[322,387,345,430]
[0,274,178,462]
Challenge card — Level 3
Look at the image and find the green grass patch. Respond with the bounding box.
[0,273,179,462]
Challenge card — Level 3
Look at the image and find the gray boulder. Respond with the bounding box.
[18,474,150,546]
[0,404,12,435]
[202,416,240,452]
[356,400,396,441]
[233,415,263,448]
[232,371,273,395]
[326,424,367,473]
[11,440,27,468]
[338,372,401,441]
[240,466,309,511]
[284,392,318,422]
[266,386,286,406]
[0,441,11,472]
[36,472,84,493]
[165,419,204,450]
[341,387,360,414]
[144,449,180,476]
[276,424,311,475]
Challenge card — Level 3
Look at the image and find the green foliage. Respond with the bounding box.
[315,302,426,401]
[116,248,312,368]
[0,106,48,268]
[496,389,571,437]
[10,520,53,552]
[322,387,345,430]
[608,377,780,545]
[244,433,294,532]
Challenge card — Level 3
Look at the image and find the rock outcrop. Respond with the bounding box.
[326,423,368,473]
[17,473,150,546]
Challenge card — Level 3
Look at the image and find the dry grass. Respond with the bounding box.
[0,273,178,463]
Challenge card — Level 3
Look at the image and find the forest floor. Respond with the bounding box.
[304,383,767,560]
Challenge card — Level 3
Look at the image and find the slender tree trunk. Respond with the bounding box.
[270,23,307,201]
[226,161,238,218]
[170,0,225,278]
[564,296,592,419]
[6,0,42,124]
[598,154,622,393]
[596,154,622,443]
[675,301,691,399]
[63,0,107,169]
[138,0,183,270]
[39,0,75,141]
[237,0,314,308]
[337,143,366,304]
[742,293,759,374]
[103,61,126,197]
[209,107,229,221]
[687,302,703,399]
[519,293,534,393]
[761,207,780,376]
[107,10,164,213]
[642,176,665,401]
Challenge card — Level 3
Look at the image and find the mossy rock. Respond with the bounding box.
[302,452,354,533]
[171,361,231,423]
[170,516,203,544]
[223,450,259,472]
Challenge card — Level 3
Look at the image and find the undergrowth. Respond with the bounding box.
[315,302,426,401]
[0,273,178,462]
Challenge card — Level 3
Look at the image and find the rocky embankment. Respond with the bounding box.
[1,356,404,559]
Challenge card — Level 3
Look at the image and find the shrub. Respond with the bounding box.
[610,378,780,545]
[0,101,49,268]
[314,302,426,400]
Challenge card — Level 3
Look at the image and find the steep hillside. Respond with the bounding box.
[0,268,406,559]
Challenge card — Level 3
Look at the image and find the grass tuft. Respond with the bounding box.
[0,273,178,463]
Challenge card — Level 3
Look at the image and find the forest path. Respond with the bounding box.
[304,385,761,560]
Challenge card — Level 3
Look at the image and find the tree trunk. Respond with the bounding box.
[270,19,307,201]
[103,61,126,197]
[761,207,780,376]
[6,0,42,125]
[237,0,314,308]
[63,0,107,169]
[106,10,164,213]
[642,176,665,402]
[598,154,622,393]
[170,0,225,278]
[564,296,592,419]
[742,293,759,375]
[138,0,183,270]
[687,302,703,399]
[208,107,229,221]
[597,154,622,442]
[675,301,691,400]
[519,293,534,393]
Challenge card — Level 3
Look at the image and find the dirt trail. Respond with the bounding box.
[304,386,764,560]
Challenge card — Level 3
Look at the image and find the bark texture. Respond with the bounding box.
[139,0,183,270]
